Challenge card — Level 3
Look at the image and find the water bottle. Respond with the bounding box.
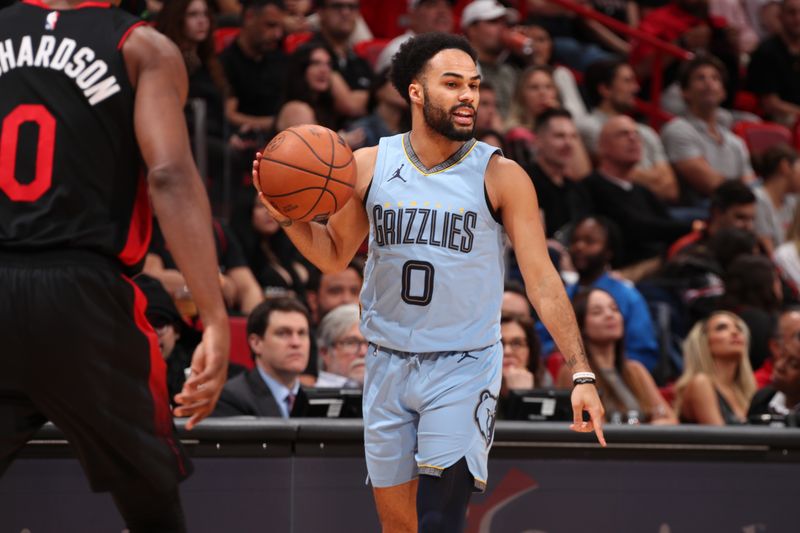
[502,30,534,57]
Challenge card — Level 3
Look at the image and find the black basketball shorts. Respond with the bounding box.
[0,250,192,492]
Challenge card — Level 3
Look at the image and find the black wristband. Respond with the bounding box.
[573,377,596,386]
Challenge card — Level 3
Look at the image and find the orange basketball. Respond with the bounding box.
[256,124,357,222]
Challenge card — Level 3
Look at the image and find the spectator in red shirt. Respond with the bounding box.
[630,0,740,106]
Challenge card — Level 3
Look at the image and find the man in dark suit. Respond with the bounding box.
[212,297,311,417]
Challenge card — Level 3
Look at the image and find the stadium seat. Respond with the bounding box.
[229,316,254,369]
[213,27,240,54]
[732,121,792,156]
[353,38,392,70]
[284,31,313,54]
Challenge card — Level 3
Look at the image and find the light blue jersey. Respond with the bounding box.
[360,133,505,353]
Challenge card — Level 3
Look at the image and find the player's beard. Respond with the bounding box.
[422,88,476,142]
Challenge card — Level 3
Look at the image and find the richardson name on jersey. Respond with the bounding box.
[372,205,477,253]
[0,35,121,105]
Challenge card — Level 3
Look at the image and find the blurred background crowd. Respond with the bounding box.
[7,0,800,426]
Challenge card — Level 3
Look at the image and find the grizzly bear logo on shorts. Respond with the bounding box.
[474,390,498,448]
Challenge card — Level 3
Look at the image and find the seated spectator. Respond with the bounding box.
[283,0,313,34]
[499,313,551,410]
[144,219,264,315]
[667,180,756,259]
[661,56,756,199]
[651,227,759,335]
[584,116,692,277]
[749,316,800,423]
[752,144,800,255]
[474,82,505,133]
[221,0,288,153]
[476,128,505,150]
[306,259,363,325]
[556,289,678,424]
[754,308,800,388]
[520,24,586,122]
[630,0,740,105]
[309,0,373,118]
[537,216,661,372]
[522,108,594,239]
[230,193,310,299]
[275,42,341,132]
[302,259,363,380]
[136,275,196,405]
[306,0,373,47]
[587,0,640,55]
[345,68,410,148]
[315,303,366,387]
[709,0,759,53]
[526,0,617,71]
[461,0,518,115]
[675,311,757,424]
[502,280,533,318]
[505,66,560,132]
[718,254,782,371]
[746,0,800,126]
[774,204,800,293]
[212,297,311,417]
[506,68,592,177]
[579,59,678,203]
[745,0,783,39]
[157,0,232,199]
[374,0,456,74]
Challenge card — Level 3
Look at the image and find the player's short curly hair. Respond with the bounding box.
[390,32,477,104]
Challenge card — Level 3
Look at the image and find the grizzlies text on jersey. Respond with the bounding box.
[360,133,505,352]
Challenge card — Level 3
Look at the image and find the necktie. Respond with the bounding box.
[286,392,296,416]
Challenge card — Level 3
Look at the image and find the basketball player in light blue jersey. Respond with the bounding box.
[253,33,606,533]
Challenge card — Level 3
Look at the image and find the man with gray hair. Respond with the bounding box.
[316,303,368,387]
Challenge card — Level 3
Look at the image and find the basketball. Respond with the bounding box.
[256,125,357,222]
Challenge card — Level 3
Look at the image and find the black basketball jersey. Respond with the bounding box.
[0,1,149,271]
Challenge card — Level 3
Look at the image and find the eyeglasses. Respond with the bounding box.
[326,2,359,11]
[334,337,369,353]
[502,338,528,350]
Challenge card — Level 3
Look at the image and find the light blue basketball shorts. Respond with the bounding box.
[363,342,503,492]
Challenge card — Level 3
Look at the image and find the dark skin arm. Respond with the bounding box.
[123,26,229,430]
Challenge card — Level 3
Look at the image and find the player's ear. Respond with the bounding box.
[247,333,263,359]
[409,81,423,105]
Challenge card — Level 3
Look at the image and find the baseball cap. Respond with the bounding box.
[460,0,516,29]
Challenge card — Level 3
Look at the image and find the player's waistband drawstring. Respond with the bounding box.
[408,354,421,370]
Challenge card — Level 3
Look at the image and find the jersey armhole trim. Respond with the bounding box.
[484,184,502,225]
[117,20,147,50]
[362,176,374,207]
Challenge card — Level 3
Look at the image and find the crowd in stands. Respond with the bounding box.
[65,0,800,426]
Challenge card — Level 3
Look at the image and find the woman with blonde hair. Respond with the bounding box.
[504,66,592,178]
[675,311,757,425]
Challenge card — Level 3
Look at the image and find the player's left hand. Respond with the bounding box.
[570,384,607,447]
[173,319,230,430]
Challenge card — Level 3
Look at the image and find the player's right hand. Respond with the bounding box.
[570,383,607,447]
[173,318,230,430]
[252,152,293,226]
